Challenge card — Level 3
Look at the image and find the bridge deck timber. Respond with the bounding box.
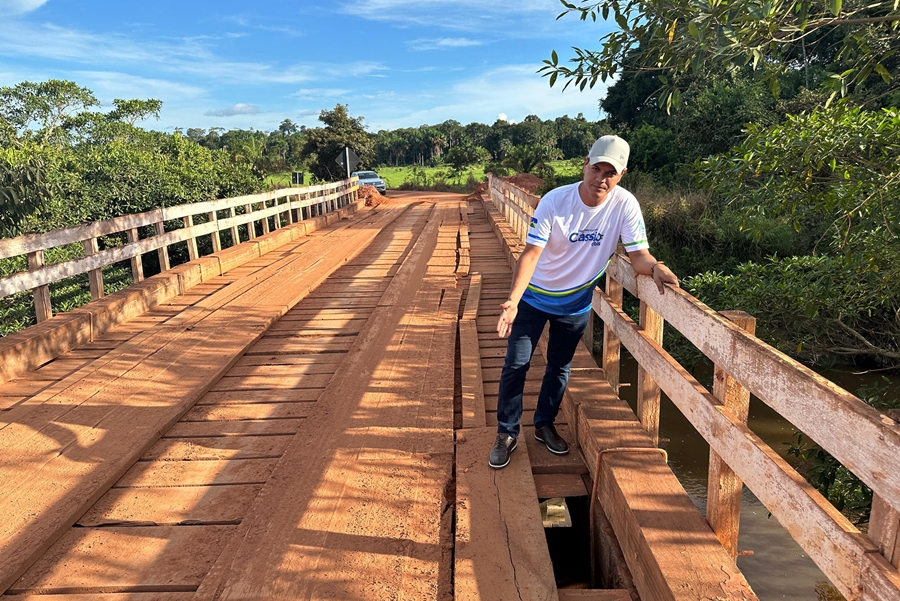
[0,192,753,600]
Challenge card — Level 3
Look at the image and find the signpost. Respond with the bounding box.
[334,147,360,179]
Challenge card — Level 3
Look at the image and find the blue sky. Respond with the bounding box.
[0,0,616,133]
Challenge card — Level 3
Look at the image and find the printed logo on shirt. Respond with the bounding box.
[568,228,604,246]
[530,217,538,229]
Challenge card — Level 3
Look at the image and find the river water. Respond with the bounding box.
[616,354,900,601]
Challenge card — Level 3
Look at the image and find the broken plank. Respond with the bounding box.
[455,427,558,601]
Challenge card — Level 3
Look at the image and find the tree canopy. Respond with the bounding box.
[541,0,900,109]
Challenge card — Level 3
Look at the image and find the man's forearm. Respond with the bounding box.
[507,245,542,303]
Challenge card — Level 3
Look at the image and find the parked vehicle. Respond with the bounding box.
[351,170,386,195]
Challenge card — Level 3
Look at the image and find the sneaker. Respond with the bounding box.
[489,433,517,469]
[534,424,569,455]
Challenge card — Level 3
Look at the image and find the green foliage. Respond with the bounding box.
[444,144,490,175]
[302,104,375,181]
[59,130,258,224]
[0,79,98,143]
[542,0,900,108]
[685,249,900,366]
[0,143,57,236]
[501,144,562,178]
[698,104,900,246]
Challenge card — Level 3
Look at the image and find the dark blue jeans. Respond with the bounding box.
[496,300,590,438]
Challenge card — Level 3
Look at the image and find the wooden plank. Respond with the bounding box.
[209,373,333,391]
[596,289,900,601]
[8,525,236,593]
[607,255,900,517]
[144,435,295,461]
[460,320,486,429]
[454,427,558,601]
[557,591,631,601]
[78,484,263,526]
[707,310,756,560]
[463,273,482,321]
[524,425,585,475]
[12,593,194,600]
[599,453,757,601]
[636,302,662,446]
[165,419,303,438]
[181,403,314,422]
[27,250,52,323]
[871,495,900,567]
[534,473,588,498]
[117,458,278,488]
[602,276,623,393]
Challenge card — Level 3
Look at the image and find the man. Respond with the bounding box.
[489,135,679,469]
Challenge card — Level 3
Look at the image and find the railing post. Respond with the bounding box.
[229,208,240,245]
[182,215,199,260]
[602,269,624,393]
[262,201,271,234]
[706,309,756,560]
[126,228,144,283]
[871,498,900,565]
[27,250,52,323]
[245,204,256,239]
[637,302,664,445]
[582,307,594,355]
[208,212,221,252]
[871,458,900,568]
[82,237,104,299]
[155,221,170,271]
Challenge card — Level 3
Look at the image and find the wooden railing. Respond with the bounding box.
[0,179,358,324]
[486,175,900,601]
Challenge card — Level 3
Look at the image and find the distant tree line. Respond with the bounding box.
[180,107,608,183]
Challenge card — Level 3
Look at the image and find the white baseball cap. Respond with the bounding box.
[588,135,629,174]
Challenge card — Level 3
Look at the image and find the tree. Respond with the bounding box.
[0,144,55,237]
[107,98,162,126]
[301,105,375,181]
[698,104,900,245]
[541,0,900,109]
[279,119,299,136]
[501,144,563,178]
[0,80,98,143]
[445,144,490,177]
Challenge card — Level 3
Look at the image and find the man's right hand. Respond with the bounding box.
[497,300,518,338]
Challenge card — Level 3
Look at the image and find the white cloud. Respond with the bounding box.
[407,37,483,51]
[292,88,350,99]
[75,71,206,101]
[497,113,508,122]
[0,21,321,85]
[0,0,48,16]
[340,0,556,32]
[205,103,261,117]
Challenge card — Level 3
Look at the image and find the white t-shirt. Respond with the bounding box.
[523,182,649,315]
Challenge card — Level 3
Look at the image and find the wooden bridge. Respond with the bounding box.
[0,178,898,601]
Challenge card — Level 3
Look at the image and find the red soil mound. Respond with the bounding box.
[358,185,386,207]
[503,173,543,195]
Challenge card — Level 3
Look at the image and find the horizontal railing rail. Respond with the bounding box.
[486,175,900,601]
[0,179,358,323]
